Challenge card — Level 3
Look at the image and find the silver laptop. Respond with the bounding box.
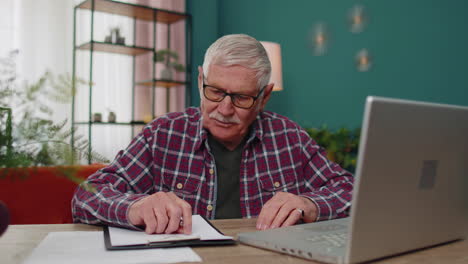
[238,96,468,263]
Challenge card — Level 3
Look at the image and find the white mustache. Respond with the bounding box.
[209,111,241,124]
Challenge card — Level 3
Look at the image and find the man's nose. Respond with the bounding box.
[217,95,235,115]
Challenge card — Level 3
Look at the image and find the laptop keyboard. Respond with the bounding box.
[305,232,348,248]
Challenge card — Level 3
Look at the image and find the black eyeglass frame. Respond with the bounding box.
[202,83,266,109]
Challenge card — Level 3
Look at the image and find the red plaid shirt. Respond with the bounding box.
[72,107,354,228]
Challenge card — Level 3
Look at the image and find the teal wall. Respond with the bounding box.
[187,0,219,106]
[188,0,468,129]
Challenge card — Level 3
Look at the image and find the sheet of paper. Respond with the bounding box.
[23,231,202,264]
[110,228,200,246]
[109,214,232,246]
[191,215,233,240]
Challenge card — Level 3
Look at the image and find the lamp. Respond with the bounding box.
[260,41,283,91]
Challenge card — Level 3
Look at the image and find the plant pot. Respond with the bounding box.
[0,164,106,224]
[93,113,102,122]
[108,112,116,123]
[160,67,173,80]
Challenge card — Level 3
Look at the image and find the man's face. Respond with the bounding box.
[198,64,272,150]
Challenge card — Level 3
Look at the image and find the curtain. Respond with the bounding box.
[0,0,16,56]
[1,0,74,123]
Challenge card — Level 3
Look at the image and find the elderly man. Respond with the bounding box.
[72,34,353,235]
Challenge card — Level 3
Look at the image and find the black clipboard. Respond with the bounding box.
[103,215,236,250]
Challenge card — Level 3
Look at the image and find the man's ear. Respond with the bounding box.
[258,83,274,110]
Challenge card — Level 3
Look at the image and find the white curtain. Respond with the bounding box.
[1,0,74,123]
[0,0,16,56]
[2,0,186,163]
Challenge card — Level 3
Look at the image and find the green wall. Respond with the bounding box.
[188,0,468,129]
[187,0,219,106]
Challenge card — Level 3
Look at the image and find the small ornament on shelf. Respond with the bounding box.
[116,36,125,45]
[104,27,125,45]
[93,112,102,122]
[154,49,185,81]
[108,111,116,123]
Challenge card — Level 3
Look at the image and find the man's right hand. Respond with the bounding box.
[128,192,192,235]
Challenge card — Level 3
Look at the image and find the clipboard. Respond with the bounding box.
[103,215,236,250]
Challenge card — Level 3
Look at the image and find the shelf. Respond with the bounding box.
[74,121,146,126]
[136,79,188,88]
[77,0,188,24]
[72,0,191,164]
[77,41,153,56]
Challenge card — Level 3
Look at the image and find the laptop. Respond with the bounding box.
[238,96,468,263]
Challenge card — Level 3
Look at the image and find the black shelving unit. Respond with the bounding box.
[71,0,191,163]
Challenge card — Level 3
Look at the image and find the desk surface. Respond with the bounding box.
[1,218,467,264]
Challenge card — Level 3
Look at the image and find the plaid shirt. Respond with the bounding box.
[72,107,354,229]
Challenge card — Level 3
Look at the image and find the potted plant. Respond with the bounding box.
[0,51,108,224]
[306,125,360,173]
[0,68,108,171]
[154,49,185,80]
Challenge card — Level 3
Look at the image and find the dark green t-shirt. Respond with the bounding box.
[208,134,243,219]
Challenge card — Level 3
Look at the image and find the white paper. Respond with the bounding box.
[23,231,202,264]
[109,228,200,246]
[191,215,233,240]
[109,215,232,246]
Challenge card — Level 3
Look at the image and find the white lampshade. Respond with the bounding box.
[260,41,283,91]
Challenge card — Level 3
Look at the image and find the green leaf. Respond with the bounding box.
[306,125,360,173]
[0,59,108,181]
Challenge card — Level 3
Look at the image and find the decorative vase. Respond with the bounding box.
[93,113,102,122]
[0,200,9,236]
[116,36,125,45]
[108,111,116,123]
[111,28,120,43]
[160,67,173,80]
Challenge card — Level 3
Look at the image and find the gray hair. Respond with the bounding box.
[202,34,271,93]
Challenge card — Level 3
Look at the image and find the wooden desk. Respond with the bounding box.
[1,218,467,264]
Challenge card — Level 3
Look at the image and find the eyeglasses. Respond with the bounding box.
[202,83,265,109]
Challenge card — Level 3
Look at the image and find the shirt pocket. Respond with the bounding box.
[162,175,201,197]
[259,171,300,195]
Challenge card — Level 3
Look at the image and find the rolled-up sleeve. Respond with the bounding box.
[71,125,157,228]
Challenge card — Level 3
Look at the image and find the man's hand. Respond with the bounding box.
[128,192,192,234]
[256,192,318,230]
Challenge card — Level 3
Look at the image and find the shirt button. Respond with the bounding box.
[209,168,214,175]
[207,204,213,211]
[274,181,281,188]
[176,183,183,189]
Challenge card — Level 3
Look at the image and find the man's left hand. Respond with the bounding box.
[256,192,318,230]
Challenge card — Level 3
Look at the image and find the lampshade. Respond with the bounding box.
[260,41,283,91]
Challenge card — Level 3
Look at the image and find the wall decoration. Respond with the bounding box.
[356,49,372,72]
[348,5,367,33]
[309,22,328,56]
